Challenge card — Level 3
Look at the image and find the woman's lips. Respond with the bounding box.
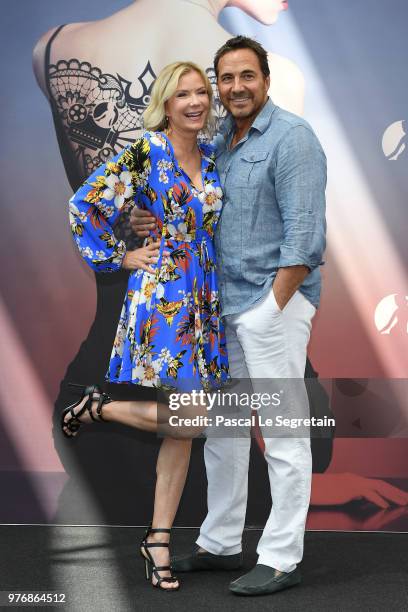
[185,111,204,121]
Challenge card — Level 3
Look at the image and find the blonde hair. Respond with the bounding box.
[143,61,215,134]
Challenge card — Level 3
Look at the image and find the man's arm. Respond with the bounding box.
[272,124,327,310]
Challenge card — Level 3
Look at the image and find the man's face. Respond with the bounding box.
[217,49,270,123]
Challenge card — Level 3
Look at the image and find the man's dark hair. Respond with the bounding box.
[214,35,270,78]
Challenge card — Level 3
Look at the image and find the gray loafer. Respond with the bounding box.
[171,544,243,572]
[229,564,301,596]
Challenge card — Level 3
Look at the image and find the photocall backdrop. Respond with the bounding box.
[1,0,407,531]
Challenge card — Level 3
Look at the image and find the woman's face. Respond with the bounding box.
[165,70,210,135]
[227,0,288,25]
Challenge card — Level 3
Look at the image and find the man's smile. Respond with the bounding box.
[229,97,251,103]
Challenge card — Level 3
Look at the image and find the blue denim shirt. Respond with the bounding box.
[214,98,327,316]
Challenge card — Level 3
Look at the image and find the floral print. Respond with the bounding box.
[69,131,229,391]
[199,184,223,214]
[102,170,133,209]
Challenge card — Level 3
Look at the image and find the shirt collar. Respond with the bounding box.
[219,97,276,138]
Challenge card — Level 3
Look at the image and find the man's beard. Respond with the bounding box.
[225,95,265,121]
[229,105,257,121]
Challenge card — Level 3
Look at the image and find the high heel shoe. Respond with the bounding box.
[140,525,179,591]
[61,383,112,438]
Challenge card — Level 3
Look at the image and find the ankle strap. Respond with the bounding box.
[149,528,171,533]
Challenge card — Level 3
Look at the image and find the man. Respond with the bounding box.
[131,36,327,596]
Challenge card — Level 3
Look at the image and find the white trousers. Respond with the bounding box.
[196,288,316,572]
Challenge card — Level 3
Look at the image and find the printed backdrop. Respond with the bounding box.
[1,0,407,531]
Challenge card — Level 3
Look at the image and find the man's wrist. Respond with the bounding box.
[272,265,309,310]
[272,285,293,311]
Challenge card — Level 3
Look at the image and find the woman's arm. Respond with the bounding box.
[68,146,135,272]
[69,133,170,273]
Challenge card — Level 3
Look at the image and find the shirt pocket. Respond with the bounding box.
[239,150,269,186]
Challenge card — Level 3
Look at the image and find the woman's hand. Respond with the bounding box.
[122,240,161,274]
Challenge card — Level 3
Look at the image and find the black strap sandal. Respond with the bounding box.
[140,525,179,591]
[61,383,112,438]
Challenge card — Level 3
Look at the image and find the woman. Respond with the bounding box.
[62,61,229,591]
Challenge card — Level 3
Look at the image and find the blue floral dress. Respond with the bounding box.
[69,131,229,391]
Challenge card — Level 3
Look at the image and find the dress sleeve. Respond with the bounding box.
[68,137,152,272]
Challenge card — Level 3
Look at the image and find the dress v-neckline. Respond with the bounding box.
[161,131,206,193]
[179,160,205,194]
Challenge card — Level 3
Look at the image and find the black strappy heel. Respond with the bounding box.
[140,525,179,591]
[61,383,112,438]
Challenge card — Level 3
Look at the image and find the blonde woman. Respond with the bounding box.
[62,61,229,591]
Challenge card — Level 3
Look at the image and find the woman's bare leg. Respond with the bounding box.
[63,390,205,590]
[103,399,159,431]
[63,393,207,437]
[63,396,164,434]
[143,436,192,589]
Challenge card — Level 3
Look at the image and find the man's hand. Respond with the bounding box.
[130,208,157,238]
[272,265,310,311]
[122,240,162,274]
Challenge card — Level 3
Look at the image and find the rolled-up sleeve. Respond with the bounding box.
[274,125,327,271]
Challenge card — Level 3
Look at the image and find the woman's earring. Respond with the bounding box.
[164,116,171,136]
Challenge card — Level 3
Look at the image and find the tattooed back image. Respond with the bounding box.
[33,0,304,192]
